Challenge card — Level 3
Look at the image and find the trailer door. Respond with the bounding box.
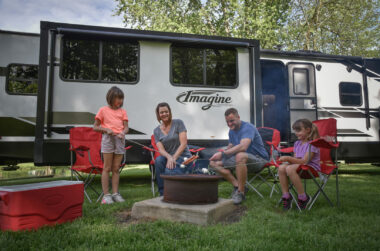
[288,63,317,131]
[261,60,289,141]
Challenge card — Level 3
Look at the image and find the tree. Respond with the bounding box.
[114,0,379,56]
[114,0,291,49]
[282,0,380,57]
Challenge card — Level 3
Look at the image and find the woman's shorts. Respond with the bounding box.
[101,134,125,154]
[222,153,267,173]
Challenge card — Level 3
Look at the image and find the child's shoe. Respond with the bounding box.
[112,193,125,203]
[282,195,293,211]
[101,194,114,204]
[298,195,311,210]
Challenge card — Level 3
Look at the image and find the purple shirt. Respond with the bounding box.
[294,140,320,171]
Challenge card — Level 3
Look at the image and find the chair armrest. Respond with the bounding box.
[278,146,294,153]
[143,146,155,152]
[70,145,90,151]
[125,146,133,150]
[310,138,339,149]
[190,147,205,153]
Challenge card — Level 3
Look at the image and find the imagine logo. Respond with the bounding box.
[176,90,232,110]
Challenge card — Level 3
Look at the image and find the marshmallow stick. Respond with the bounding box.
[182,155,199,165]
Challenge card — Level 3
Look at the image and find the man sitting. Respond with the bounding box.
[209,108,269,204]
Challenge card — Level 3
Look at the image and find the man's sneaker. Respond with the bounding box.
[232,191,246,205]
[231,186,249,198]
[112,193,125,203]
[282,195,293,211]
[298,195,311,210]
[101,194,114,204]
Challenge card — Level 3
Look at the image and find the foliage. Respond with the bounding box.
[114,0,291,49]
[114,0,380,57]
[283,0,380,57]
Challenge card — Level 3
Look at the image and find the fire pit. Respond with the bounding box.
[161,174,222,204]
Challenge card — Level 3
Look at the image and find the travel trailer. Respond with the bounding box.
[0,21,379,166]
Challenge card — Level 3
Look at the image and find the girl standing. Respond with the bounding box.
[94,86,129,204]
[278,119,320,211]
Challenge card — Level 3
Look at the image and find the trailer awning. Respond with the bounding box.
[56,28,252,48]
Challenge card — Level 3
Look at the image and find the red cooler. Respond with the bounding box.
[0,180,84,231]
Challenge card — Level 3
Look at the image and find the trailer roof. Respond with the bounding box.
[261,49,379,62]
[0,29,39,37]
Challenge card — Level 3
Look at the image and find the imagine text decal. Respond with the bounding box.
[176,90,232,110]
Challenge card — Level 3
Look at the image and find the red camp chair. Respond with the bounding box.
[69,127,131,203]
[143,135,205,196]
[246,127,281,198]
[281,118,340,210]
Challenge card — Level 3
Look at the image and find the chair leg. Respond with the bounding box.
[336,168,340,208]
[307,171,334,210]
[150,164,156,197]
[245,181,264,198]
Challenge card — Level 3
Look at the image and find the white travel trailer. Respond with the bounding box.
[260,50,380,163]
[0,21,379,166]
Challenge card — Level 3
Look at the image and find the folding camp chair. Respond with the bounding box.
[143,135,205,196]
[245,127,281,198]
[281,118,340,210]
[69,127,131,203]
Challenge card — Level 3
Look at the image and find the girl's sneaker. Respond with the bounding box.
[282,195,293,211]
[101,194,114,204]
[112,193,125,203]
[298,195,311,210]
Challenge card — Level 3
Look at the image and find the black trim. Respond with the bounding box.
[362,60,370,129]
[339,142,380,163]
[46,30,56,137]
[0,67,7,76]
[0,29,39,37]
[34,23,49,164]
[252,45,262,126]
[56,27,252,48]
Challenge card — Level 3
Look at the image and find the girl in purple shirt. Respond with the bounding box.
[278,119,320,211]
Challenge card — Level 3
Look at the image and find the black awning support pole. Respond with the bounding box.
[46,30,57,137]
[362,60,370,129]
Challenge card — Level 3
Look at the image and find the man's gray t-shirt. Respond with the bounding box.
[153,119,191,158]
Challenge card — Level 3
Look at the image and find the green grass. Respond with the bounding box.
[1,164,380,250]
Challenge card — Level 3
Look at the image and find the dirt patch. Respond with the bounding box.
[115,205,247,226]
[115,210,156,226]
[218,205,247,224]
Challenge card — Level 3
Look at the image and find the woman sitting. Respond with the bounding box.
[153,102,192,196]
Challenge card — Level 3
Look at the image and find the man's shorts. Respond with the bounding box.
[101,134,125,154]
[222,152,267,173]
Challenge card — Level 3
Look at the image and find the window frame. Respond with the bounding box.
[169,44,239,88]
[59,36,140,85]
[292,67,310,95]
[5,63,39,96]
[339,82,363,107]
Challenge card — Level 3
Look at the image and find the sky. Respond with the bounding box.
[0,0,125,33]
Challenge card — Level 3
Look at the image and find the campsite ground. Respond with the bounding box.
[1,163,379,250]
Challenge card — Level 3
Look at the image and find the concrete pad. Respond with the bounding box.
[131,197,235,226]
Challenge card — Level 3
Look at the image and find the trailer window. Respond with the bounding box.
[293,68,309,95]
[339,82,362,106]
[6,64,38,95]
[61,38,138,83]
[171,46,237,87]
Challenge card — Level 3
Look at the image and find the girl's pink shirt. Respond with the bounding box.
[95,106,128,134]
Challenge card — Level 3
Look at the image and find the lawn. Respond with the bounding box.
[1,164,380,250]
